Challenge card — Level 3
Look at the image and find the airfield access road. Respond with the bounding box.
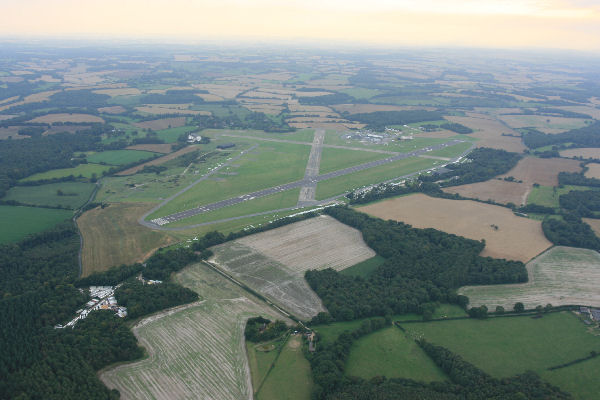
[143,139,468,228]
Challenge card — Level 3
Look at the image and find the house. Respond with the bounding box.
[591,309,600,321]
[187,133,203,143]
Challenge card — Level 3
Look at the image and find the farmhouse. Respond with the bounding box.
[187,133,202,143]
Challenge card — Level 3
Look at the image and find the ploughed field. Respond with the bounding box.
[211,215,376,319]
[357,193,551,262]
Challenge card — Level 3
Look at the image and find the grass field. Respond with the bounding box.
[165,188,301,227]
[459,246,600,309]
[255,335,313,400]
[78,203,174,275]
[3,182,96,209]
[214,128,316,143]
[315,157,441,200]
[155,126,197,143]
[527,184,591,208]
[323,132,449,153]
[0,205,72,244]
[150,141,311,219]
[21,163,112,181]
[499,114,591,134]
[318,147,390,174]
[247,338,282,394]
[359,193,552,262]
[340,255,386,278]
[401,312,600,398]
[444,179,530,206]
[427,141,473,158]
[540,356,600,400]
[86,150,159,165]
[345,326,448,382]
[101,261,287,400]
[212,216,375,319]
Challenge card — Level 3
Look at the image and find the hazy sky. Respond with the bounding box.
[1,0,599,50]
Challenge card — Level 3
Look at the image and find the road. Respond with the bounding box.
[144,138,469,228]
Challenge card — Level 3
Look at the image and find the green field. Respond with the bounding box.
[318,148,390,174]
[315,156,440,200]
[340,255,386,278]
[324,132,449,153]
[427,141,473,158]
[155,126,197,142]
[150,141,310,219]
[21,163,112,182]
[3,182,96,209]
[255,335,313,400]
[340,88,381,99]
[345,326,448,382]
[402,312,600,380]
[208,128,316,143]
[165,188,301,227]
[86,149,158,165]
[540,356,600,400]
[247,338,282,394]
[527,184,591,208]
[0,205,72,243]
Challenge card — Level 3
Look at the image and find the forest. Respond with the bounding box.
[305,207,526,322]
[559,190,600,217]
[542,214,600,251]
[522,121,600,149]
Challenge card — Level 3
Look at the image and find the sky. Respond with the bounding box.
[1,0,599,51]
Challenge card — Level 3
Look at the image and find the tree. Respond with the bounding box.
[514,302,525,313]
[495,305,505,315]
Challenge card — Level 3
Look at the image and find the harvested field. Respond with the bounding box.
[93,88,141,97]
[43,125,89,135]
[115,145,199,175]
[332,104,436,114]
[555,105,600,120]
[0,126,28,140]
[101,262,287,400]
[78,203,173,275]
[358,193,551,262]
[443,179,530,206]
[499,114,590,134]
[582,218,600,237]
[98,105,127,114]
[136,105,209,115]
[584,163,600,179]
[126,143,173,153]
[460,246,600,309]
[445,114,525,152]
[500,157,581,186]
[133,117,187,130]
[561,148,600,160]
[28,113,104,124]
[211,215,375,319]
[194,83,250,98]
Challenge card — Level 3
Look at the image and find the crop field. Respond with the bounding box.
[212,215,375,319]
[358,193,551,262]
[318,147,390,174]
[500,156,581,186]
[165,188,301,227]
[401,312,600,398]
[460,246,600,309]
[584,163,600,178]
[78,203,174,275]
[3,182,96,209]
[255,335,313,400]
[21,163,112,181]
[582,218,600,237]
[115,145,201,176]
[97,105,127,114]
[133,117,187,130]
[444,114,525,152]
[345,326,447,382]
[527,184,589,208]
[150,141,311,219]
[101,262,287,400]
[0,205,72,244]
[444,179,529,205]
[340,255,386,278]
[561,148,600,160]
[126,143,173,153]
[86,149,158,165]
[499,115,591,134]
[315,157,440,200]
[28,113,104,124]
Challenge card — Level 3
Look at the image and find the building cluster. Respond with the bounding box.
[187,133,203,143]
[54,285,128,329]
[579,307,600,323]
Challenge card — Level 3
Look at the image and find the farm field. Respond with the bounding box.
[340,255,386,278]
[443,179,529,205]
[212,215,375,319]
[28,113,104,124]
[561,148,600,160]
[315,157,440,200]
[318,147,390,174]
[426,140,473,158]
[584,163,600,178]
[460,246,600,309]
[150,141,311,219]
[115,145,202,175]
[345,326,447,382]
[21,163,111,181]
[358,193,551,262]
[582,218,600,238]
[78,203,174,275]
[444,114,525,152]
[500,156,581,186]
[255,335,313,400]
[3,182,96,209]
[165,188,301,227]
[0,205,72,244]
[499,114,591,133]
[527,184,590,208]
[101,262,287,400]
[133,116,187,130]
[125,143,173,153]
[401,312,600,398]
[87,149,159,165]
[215,128,316,143]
